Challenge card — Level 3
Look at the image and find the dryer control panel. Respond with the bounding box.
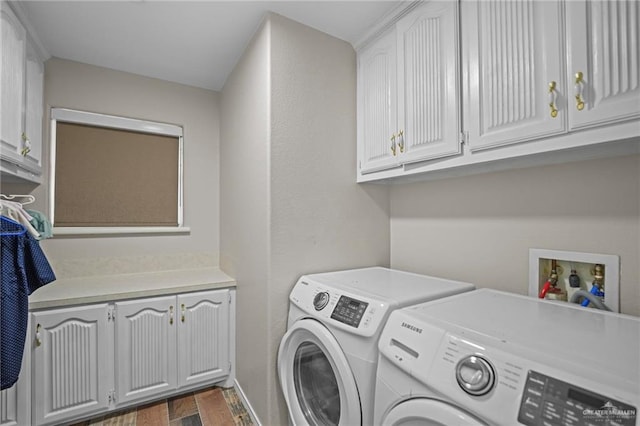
[289,279,389,337]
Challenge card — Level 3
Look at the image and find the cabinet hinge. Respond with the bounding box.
[228,293,232,304]
[228,362,232,372]
[107,306,116,322]
[107,389,116,405]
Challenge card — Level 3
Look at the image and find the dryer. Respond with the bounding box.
[277,267,475,426]
[375,288,640,426]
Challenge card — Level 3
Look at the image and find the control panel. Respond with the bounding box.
[330,295,369,328]
[289,279,388,337]
[518,371,637,426]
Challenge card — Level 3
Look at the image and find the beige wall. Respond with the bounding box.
[268,13,390,425]
[390,154,640,316]
[6,58,221,273]
[220,18,272,423]
[220,14,390,425]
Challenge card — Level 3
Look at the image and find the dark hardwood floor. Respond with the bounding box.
[70,387,253,426]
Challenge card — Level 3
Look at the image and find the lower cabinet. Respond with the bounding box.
[0,333,30,426]
[29,288,234,426]
[32,304,112,426]
[115,296,177,405]
[0,384,24,426]
[0,384,22,426]
[177,291,230,388]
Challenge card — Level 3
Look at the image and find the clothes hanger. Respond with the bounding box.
[0,198,40,238]
[0,194,35,206]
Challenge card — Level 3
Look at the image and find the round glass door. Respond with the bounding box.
[294,342,340,425]
[277,319,361,426]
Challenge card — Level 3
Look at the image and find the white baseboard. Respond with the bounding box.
[234,379,262,426]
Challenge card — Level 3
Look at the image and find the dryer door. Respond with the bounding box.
[277,319,361,426]
[383,398,488,426]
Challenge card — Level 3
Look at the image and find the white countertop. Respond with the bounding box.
[29,267,236,310]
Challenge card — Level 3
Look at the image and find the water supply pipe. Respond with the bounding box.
[568,290,611,311]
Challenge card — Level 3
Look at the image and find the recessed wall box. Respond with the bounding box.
[529,248,619,312]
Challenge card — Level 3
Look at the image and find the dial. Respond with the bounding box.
[455,355,495,396]
[313,291,330,311]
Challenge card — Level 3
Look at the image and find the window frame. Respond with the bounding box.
[49,108,188,236]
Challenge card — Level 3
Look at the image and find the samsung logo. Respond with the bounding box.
[401,322,423,334]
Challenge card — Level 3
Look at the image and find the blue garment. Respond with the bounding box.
[1,216,56,390]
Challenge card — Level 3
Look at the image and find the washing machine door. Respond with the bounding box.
[278,319,361,426]
[382,398,488,426]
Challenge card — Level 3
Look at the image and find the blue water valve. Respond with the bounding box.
[581,283,605,307]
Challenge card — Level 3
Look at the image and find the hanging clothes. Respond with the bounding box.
[1,215,56,390]
[0,200,40,239]
[26,209,54,240]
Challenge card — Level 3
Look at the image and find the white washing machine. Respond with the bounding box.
[277,267,475,426]
[375,288,640,426]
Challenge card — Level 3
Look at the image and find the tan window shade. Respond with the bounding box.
[54,122,180,227]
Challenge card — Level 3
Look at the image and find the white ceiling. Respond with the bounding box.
[18,1,401,91]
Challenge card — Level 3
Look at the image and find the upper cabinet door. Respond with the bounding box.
[0,2,26,155]
[396,1,461,163]
[566,0,640,130]
[464,0,566,151]
[358,28,399,174]
[24,47,44,171]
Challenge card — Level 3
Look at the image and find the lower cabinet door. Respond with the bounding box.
[31,304,112,426]
[115,296,177,405]
[0,384,22,426]
[0,338,29,426]
[177,289,230,388]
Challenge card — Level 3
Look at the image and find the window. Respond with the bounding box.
[50,108,185,235]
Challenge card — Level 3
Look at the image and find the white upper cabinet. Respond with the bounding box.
[358,0,638,182]
[396,1,461,163]
[357,1,461,178]
[566,0,640,130]
[24,45,45,171]
[464,0,566,150]
[0,2,45,183]
[358,28,398,174]
[1,2,26,156]
[466,0,639,151]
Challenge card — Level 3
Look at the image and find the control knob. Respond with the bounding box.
[313,292,330,311]
[455,355,495,396]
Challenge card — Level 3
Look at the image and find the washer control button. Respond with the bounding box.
[456,355,495,396]
[313,291,330,311]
